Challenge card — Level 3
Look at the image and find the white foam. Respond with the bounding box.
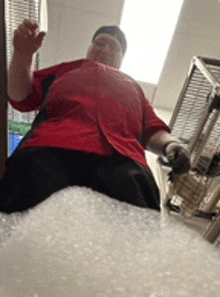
[0,186,220,297]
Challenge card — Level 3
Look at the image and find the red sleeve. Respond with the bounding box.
[8,62,73,112]
[139,86,171,146]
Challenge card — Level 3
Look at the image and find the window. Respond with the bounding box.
[5,0,44,155]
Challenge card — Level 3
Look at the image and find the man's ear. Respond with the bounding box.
[86,45,92,57]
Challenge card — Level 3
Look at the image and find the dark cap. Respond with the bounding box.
[92,26,127,55]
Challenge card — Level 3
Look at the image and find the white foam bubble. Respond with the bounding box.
[0,186,220,297]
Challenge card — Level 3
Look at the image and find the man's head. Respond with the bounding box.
[86,26,127,69]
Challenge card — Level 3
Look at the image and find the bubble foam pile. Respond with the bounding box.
[0,186,220,297]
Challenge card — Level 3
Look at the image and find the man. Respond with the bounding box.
[1,19,190,213]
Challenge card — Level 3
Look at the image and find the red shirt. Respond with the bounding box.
[8,59,170,168]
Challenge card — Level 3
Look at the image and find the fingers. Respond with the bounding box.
[14,19,46,40]
[35,31,47,46]
[13,19,46,54]
[166,149,178,163]
[165,142,191,175]
[14,19,39,37]
[173,154,190,174]
[165,143,191,174]
[171,149,191,174]
[22,19,39,32]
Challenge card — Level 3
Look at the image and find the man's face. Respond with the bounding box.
[86,33,123,69]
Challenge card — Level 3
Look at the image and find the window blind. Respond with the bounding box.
[5,0,42,156]
[0,0,7,177]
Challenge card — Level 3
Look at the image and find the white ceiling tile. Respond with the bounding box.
[137,81,156,103]
[152,85,182,112]
[39,44,58,69]
[176,0,220,40]
[48,0,125,19]
[154,108,172,125]
[47,2,63,31]
[57,6,118,62]
[41,0,220,113]
[153,32,220,110]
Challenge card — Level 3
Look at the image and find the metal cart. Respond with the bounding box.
[159,56,220,244]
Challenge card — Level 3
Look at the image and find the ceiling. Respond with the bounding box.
[39,0,220,112]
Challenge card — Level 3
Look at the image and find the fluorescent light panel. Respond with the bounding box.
[120,0,184,84]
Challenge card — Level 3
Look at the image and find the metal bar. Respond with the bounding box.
[202,182,220,213]
[187,108,211,154]
[194,56,220,90]
[190,109,220,163]
[0,0,8,178]
[169,60,196,128]
[201,56,220,67]
[203,214,220,243]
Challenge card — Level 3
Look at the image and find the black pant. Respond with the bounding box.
[0,147,160,213]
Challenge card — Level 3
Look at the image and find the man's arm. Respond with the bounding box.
[146,129,177,156]
[7,19,46,102]
[8,52,34,102]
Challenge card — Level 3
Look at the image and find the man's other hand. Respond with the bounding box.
[164,141,191,174]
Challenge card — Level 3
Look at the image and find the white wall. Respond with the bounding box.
[39,0,124,68]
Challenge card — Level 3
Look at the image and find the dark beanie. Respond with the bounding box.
[92,26,127,55]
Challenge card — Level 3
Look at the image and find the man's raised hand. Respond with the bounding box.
[13,19,46,56]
